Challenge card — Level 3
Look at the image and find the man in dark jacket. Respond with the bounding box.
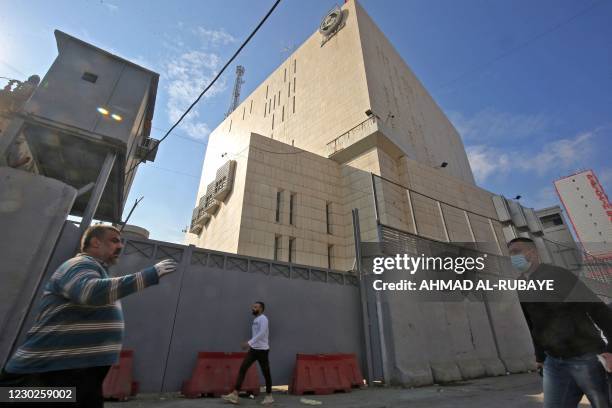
[508,237,611,407]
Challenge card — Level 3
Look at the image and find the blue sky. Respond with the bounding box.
[2,0,611,243]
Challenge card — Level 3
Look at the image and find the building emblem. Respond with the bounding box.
[319,6,345,46]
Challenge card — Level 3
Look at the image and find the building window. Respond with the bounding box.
[325,202,332,234]
[540,214,563,229]
[273,95,276,110]
[288,237,295,263]
[250,100,253,114]
[276,190,283,222]
[242,107,245,120]
[288,81,291,97]
[81,72,98,83]
[289,192,296,225]
[229,120,232,132]
[293,96,296,113]
[282,106,285,122]
[264,102,267,117]
[293,59,296,73]
[272,113,275,130]
[274,235,281,261]
[284,68,287,82]
[266,85,269,98]
[327,245,333,269]
[278,90,281,104]
[269,99,272,113]
[293,77,296,93]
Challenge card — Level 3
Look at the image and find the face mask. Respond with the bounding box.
[511,254,531,273]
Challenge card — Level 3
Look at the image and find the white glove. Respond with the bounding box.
[154,259,178,278]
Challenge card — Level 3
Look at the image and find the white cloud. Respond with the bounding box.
[528,186,558,210]
[449,108,550,143]
[596,167,612,190]
[467,130,595,183]
[466,145,510,183]
[164,50,226,140]
[517,131,594,174]
[159,25,236,141]
[194,27,237,47]
[102,2,119,12]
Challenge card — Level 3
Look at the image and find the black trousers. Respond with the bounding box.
[0,365,110,408]
[235,348,272,394]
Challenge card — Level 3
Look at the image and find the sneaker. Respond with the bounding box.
[261,394,274,405]
[222,391,239,404]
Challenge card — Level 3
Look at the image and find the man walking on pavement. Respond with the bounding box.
[0,225,178,407]
[508,237,612,407]
[223,301,274,405]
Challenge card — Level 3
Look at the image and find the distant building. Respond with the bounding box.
[492,195,559,265]
[535,206,581,272]
[554,170,612,259]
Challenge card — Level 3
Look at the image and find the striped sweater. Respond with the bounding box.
[5,254,159,373]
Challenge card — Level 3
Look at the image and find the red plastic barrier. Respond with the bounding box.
[181,352,260,398]
[130,381,139,396]
[103,350,135,401]
[290,353,363,395]
[337,353,364,388]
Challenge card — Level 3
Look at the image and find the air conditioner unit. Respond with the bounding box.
[135,137,159,162]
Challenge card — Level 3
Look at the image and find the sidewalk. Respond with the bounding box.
[107,372,592,407]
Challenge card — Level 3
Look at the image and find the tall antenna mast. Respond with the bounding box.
[226,65,245,117]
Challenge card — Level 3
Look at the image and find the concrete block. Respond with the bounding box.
[456,358,486,379]
[430,362,463,383]
[0,168,76,366]
[392,363,433,387]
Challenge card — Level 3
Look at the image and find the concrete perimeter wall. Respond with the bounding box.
[370,228,536,386]
[9,225,539,393]
[110,238,364,392]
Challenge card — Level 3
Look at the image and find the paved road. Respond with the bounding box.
[107,372,594,407]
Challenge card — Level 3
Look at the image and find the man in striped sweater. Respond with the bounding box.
[0,224,177,407]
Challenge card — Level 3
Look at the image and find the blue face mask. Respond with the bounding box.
[511,254,531,273]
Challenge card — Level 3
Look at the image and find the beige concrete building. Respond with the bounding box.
[185,0,507,270]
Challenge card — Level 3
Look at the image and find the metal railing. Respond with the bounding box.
[370,173,611,285]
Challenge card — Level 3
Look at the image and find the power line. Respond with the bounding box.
[126,0,282,177]
[147,165,200,179]
[0,60,26,78]
[151,126,208,146]
[434,0,604,92]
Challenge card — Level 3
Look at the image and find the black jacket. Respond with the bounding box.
[519,263,612,362]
